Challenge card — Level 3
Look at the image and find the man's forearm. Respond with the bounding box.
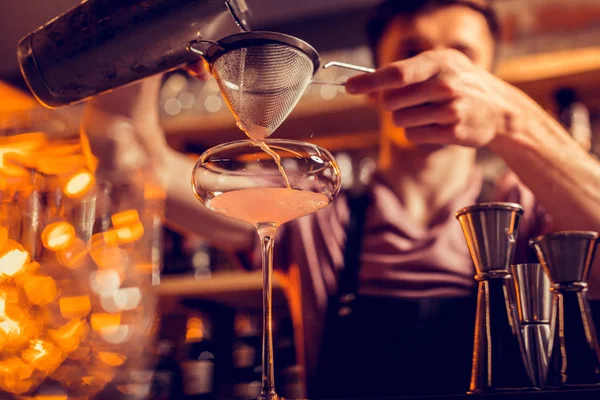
[163,149,255,251]
[489,96,600,233]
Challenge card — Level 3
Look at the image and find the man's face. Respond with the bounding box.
[376,5,495,147]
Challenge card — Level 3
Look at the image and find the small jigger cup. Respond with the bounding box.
[511,263,553,389]
[456,202,534,393]
[530,231,600,387]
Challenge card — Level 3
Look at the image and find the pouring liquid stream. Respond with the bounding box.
[258,141,291,189]
[238,122,292,190]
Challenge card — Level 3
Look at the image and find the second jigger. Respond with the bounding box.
[456,202,534,392]
[511,263,553,389]
[530,231,600,387]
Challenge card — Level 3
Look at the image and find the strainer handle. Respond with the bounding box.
[323,61,375,74]
[186,39,225,58]
[312,61,375,86]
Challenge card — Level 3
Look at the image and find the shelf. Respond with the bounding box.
[157,270,289,310]
[497,46,600,112]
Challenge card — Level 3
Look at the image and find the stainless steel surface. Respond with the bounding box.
[197,31,319,140]
[456,202,524,274]
[310,61,375,86]
[530,231,600,387]
[511,263,553,389]
[457,202,533,392]
[511,263,552,323]
[18,0,250,107]
[547,290,600,387]
[529,231,599,284]
[522,324,552,389]
[195,31,321,73]
[323,61,376,73]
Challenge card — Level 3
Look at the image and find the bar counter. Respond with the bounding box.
[316,386,600,400]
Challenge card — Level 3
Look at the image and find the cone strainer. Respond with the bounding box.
[187,32,373,140]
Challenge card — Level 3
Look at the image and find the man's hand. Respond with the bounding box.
[346,49,524,148]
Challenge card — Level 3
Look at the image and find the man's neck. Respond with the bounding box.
[378,139,478,228]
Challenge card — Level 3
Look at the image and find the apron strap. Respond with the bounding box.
[336,190,371,310]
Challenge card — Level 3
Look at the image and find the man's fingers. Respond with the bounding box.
[392,101,460,128]
[346,51,442,94]
[381,77,458,111]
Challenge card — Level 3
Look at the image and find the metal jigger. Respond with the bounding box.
[511,263,553,389]
[456,202,534,392]
[530,231,600,387]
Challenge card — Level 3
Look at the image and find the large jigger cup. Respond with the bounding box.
[511,263,553,388]
[456,202,534,392]
[530,231,600,387]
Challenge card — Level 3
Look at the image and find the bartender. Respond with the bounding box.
[82,0,600,397]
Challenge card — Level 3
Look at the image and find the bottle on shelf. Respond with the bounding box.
[275,317,305,399]
[555,87,593,152]
[162,228,194,276]
[149,340,184,400]
[181,311,217,400]
[231,310,262,400]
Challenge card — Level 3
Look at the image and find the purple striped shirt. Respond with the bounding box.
[263,169,550,380]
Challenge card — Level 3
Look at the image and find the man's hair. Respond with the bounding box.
[366,0,501,64]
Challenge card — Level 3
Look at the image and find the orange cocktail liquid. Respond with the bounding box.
[206,187,329,226]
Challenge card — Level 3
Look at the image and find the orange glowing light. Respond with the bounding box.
[2,150,38,169]
[101,223,144,246]
[111,210,140,228]
[0,133,47,180]
[59,296,91,319]
[0,240,30,279]
[0,226,7,249]
[0,286,20,304]
[79,128,99,174]
[2,132,48,148]
[134,262,154,275]
[90,313,121,335]
[186,317,205,342]
[89,237,125,269]
[48,319,88,353]
[97,352,127,367]
[43,141,81,157]
[14,261,42,288]
[23,276,57,306]
[41,222,76,252]
[63,169,95,199]
[0,298,39,352]
[144,182,167,201]
[36,155,87,176]
[56,238,88,270]
[67,342,90,360]
[21,338,64,374]
[114,223,145,245]
[0,357,35,394]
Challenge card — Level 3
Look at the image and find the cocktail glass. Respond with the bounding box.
[192,139,342,400]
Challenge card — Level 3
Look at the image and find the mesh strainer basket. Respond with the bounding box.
[188,32,321,140]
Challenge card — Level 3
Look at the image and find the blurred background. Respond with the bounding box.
[1,0,600,399]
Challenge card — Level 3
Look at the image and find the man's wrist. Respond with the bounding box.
[488,94,538,158]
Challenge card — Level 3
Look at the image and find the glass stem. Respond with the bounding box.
[258,223,279,400]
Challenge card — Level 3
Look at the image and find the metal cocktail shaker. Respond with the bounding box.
[530,231,600,387]
[511,263,553,389]
[456,202,534,392]
[17,0,251,108]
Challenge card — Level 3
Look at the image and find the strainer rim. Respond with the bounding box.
[205,31,321,75]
